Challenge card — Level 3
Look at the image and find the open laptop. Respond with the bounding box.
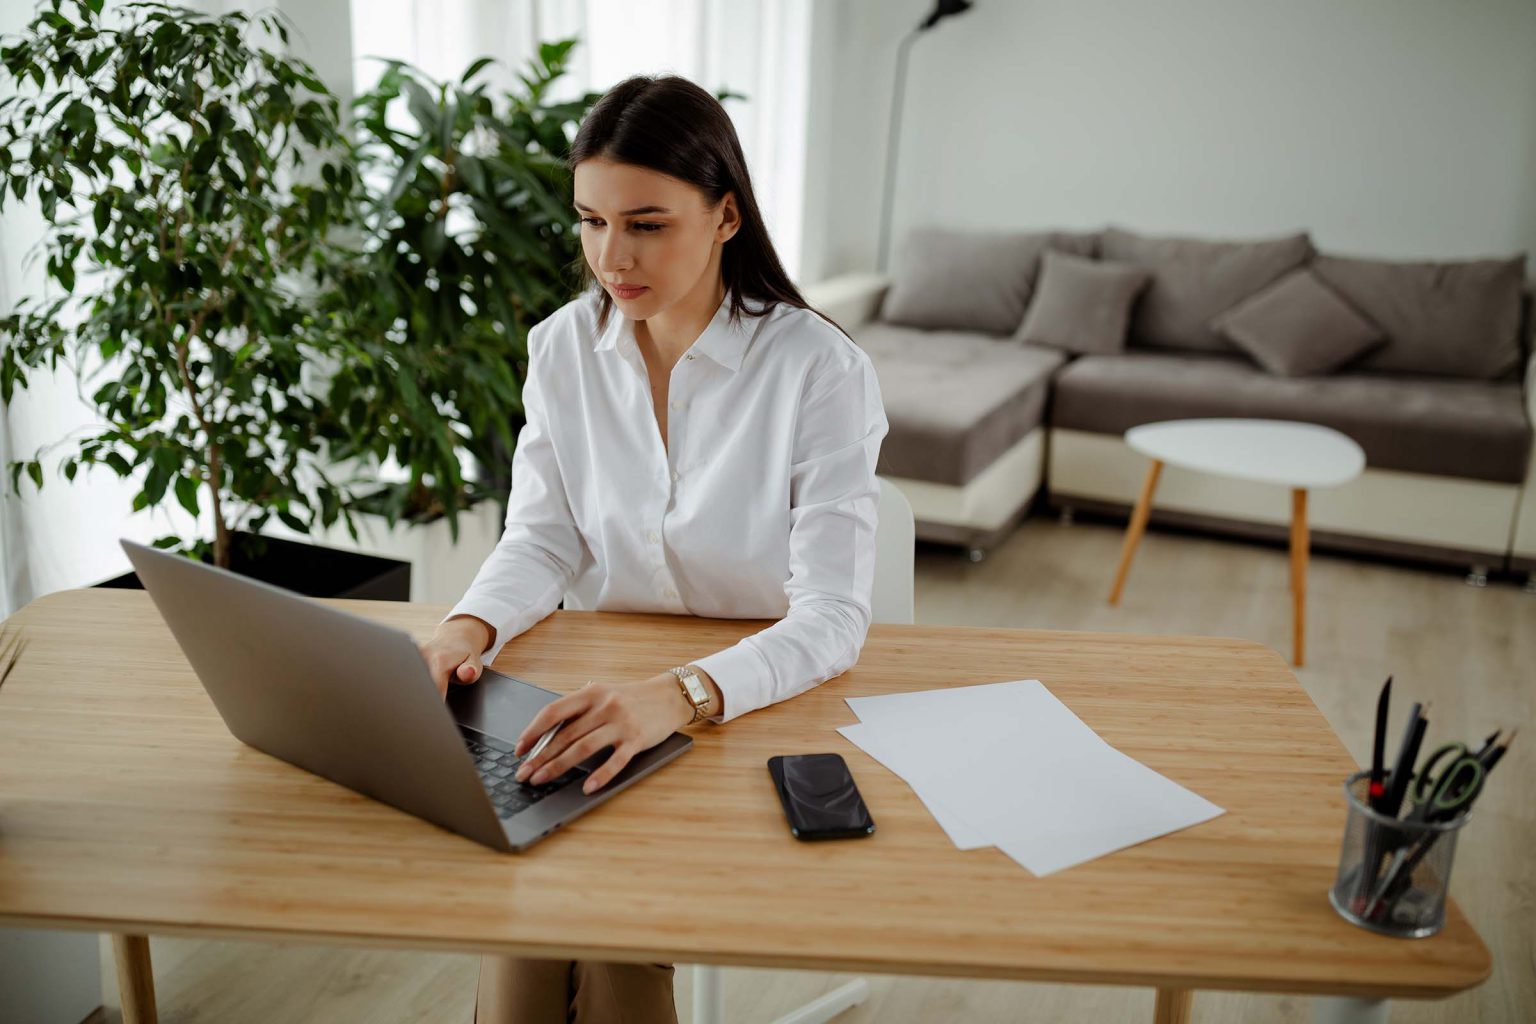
[120,538,691,852]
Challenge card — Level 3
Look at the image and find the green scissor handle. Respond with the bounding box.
[1409,743,1483,822]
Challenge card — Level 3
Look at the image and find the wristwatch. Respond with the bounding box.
[670,665,711,724]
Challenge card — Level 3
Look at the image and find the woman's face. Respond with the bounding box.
[573,157,739,318]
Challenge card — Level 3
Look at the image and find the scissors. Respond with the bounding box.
[1406,743,1484,823]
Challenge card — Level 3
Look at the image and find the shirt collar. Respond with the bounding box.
[593,289,757,373]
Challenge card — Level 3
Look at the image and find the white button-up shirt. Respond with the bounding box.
[444,287,888,722]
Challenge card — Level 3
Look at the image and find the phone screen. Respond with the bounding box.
[767,753,875,840]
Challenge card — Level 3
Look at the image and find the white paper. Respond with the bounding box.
[840,680,1224,876]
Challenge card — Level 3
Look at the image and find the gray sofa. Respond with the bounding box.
[805,227,1535,574]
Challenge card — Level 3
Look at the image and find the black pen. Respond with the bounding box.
[1480,728,1516,773]
[1368,676,1391,811]
[1382,701,1428,818]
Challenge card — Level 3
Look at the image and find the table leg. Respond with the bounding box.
[111,934,157,1024]
[1312,995,1389,1023]
[1153,987,1192,1024]
[1109,459,1164,605]
[1290,488,1309,667]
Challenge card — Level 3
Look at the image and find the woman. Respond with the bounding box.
[417,73,888,1023]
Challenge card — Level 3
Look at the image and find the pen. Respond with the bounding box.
[1381,701,1428,818]
[518,722,564,780]
[1369,676,1391,811]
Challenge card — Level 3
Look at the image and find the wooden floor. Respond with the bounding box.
[109,516,1534,1023]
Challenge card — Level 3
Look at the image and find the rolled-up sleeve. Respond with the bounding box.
[691,349,889,721]
[442,325,587,664]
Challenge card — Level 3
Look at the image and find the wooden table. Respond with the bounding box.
[0,589,1488,1023]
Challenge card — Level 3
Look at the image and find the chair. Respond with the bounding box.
[690,477,916,1023]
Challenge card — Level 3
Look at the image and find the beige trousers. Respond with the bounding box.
[475,955,678,1023]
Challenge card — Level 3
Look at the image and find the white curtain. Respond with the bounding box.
[351,0,813,279]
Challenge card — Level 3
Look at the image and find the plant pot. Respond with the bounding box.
[95,531,411,601]
[267,493,505,604]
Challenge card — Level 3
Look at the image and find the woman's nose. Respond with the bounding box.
[597,234,634,274]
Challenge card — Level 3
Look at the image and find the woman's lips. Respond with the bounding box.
[610,283,648,300]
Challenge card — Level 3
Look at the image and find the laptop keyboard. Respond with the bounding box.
[463,732,588,818]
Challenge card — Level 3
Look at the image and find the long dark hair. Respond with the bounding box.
[567,75,846,338]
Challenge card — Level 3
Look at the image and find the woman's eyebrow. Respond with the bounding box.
[573,201,674,216]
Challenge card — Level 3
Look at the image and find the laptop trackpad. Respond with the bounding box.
[446,668,561,746]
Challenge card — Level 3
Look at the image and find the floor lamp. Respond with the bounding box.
[876,0,975,274]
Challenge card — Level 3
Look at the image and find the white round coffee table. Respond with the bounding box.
[1107,418,1366,667]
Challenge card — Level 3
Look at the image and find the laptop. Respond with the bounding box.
[120,538,692,852]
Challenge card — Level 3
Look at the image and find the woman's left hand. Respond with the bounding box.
[513,672,693,794]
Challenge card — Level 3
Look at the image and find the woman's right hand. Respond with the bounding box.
[418,615,495,699]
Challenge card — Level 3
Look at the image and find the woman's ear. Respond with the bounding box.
[716,192,742,244]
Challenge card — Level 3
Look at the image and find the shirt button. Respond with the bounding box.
[685,354,695,360]
[663,587,677,599]
[671,469,679,482]
[671,400,684,410]
[646,531,660,544]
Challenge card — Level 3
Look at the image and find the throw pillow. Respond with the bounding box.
[1014,251,1151,356]
[1212,268,1385,376]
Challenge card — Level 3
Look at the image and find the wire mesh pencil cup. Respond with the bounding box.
[1328,770,1468,938]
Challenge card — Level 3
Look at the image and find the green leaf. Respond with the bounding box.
[174,474,200,517]
[460,57,495,83]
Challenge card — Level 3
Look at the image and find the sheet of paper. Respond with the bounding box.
[841,680,1225,876]
[838,722,990,850]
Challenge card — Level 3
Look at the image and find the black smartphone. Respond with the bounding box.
[767,753,876,840]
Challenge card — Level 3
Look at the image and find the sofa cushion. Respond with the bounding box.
[1212,268,1385,376]
[1100,227,1314,353]
[854,321,1067,486]
[1311,252,1527,380]
[1050,352,1531,484]
[880,227,1098,336]
[1015,251,1150,356]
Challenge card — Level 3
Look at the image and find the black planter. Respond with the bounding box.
[96,531,411,601]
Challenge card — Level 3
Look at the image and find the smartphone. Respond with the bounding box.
[767,753,876,840]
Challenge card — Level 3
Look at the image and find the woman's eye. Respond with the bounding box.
[577,218,662,233]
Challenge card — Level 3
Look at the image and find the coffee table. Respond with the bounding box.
[1107,418,1366,666]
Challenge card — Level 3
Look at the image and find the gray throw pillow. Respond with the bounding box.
[1100,227,1314,352]
[1212,268,1385,376]
[1311,252,1527,380]
[880,227,1097,336]
[1014,251,1150,355]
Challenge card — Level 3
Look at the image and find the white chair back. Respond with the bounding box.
[870,477,915,626]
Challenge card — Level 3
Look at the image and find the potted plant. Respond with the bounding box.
[0,0,408,598]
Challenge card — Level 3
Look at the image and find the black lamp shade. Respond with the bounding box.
[920,0,974,31]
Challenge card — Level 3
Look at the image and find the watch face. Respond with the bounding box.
[682,674,708,704]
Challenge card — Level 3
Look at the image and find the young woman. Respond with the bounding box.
[416,73,888,1023]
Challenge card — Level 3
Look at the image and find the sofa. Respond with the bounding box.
[804,227,1536,577]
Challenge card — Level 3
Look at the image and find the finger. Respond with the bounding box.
[515,686,600,755]
[453,653,483,685]
[525,720,617,785]
[515,699,606,779]
[582,743,636,795]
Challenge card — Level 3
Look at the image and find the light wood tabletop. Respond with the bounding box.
[0,588,1489,1014]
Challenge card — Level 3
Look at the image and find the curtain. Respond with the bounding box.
[351,0,812,279]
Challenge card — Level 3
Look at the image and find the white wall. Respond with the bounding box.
[805,0,1536,281]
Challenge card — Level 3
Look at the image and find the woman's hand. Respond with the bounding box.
[513,673,697,794]
[418,615,495,699]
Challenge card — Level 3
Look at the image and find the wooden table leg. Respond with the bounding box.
[1290,488,1309,667]
[1109,459,1163,605]
[1154,987,1193,1024]
[111,934,158,1024]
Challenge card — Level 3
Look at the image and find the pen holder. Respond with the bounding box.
[1328,770,1468,938]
